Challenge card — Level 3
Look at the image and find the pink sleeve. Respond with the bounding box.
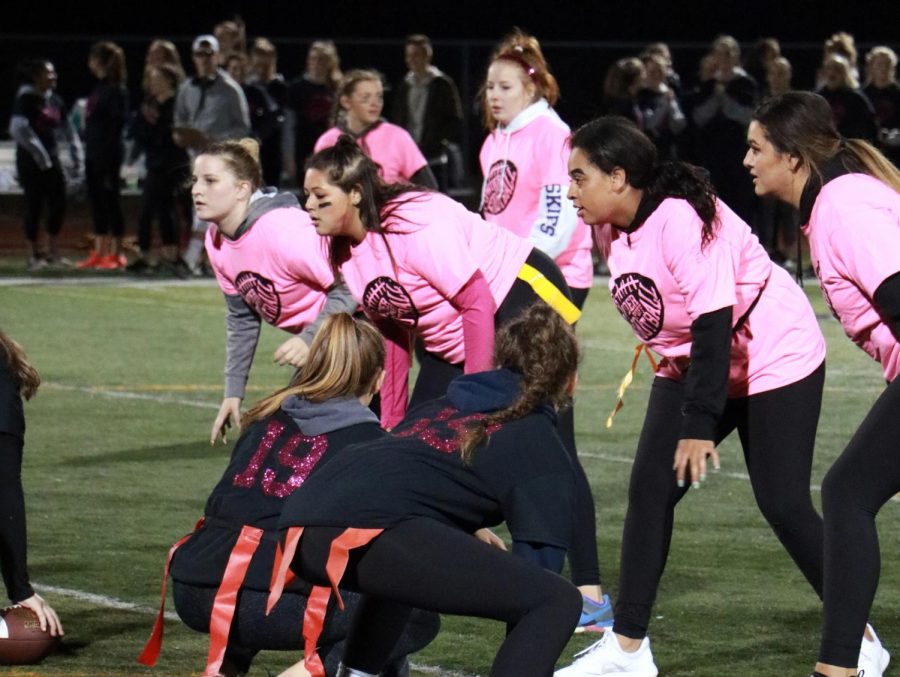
[450,270,497,374]
[204,226,238,295]
[275,219,335,290]
[828,203,900,298]
[662,203,737,319]
[375,318,411,430]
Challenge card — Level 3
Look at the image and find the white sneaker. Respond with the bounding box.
[858,623,890,677]
[555,631,659,676]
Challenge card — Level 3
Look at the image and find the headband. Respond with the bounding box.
[496,47,540,83]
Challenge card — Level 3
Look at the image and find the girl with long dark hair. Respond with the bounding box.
[746,90,900,677]
[557,116,827,676]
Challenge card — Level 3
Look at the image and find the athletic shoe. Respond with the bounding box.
[45,255,74,269]
[95,254,127,270]
[26,256,48,272]
[575,594,615,633]
[555,631,658,676]
[76,251,104,269]
[858,623,890,677]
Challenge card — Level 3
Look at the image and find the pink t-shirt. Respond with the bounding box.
[479,107,593,289]
[600,197,825,396]
[205,207,335,331]
[804,173,900,382]
[340,191,533,363]
[314,121,428,183]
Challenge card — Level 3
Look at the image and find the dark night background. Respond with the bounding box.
[1,0,896,161]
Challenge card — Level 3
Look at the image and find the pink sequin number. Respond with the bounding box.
[232,420,329,498]
[395,407,502,454]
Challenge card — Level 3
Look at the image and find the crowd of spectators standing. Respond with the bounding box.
[7,18,900,275]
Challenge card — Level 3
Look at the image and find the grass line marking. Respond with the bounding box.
[33,582,179,621]
[32,582,478,676]
[43,382,221,410]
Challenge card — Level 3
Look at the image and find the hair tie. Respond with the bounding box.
[497,49,539,83]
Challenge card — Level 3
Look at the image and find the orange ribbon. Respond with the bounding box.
[606,344,658,428]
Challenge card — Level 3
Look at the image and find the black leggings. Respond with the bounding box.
[172,581,438,677]
[292,518,582,676]
[85,156,124,238]
[614,363,826,639]
[137,167,185,251]
[818,376,900,667]
[16,155,65,243]
[407,250,600,587]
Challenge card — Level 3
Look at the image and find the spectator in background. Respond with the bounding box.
[174,34,250,274]
[390,34,464,191]
[145,39,185,81]
[864,46,900,167]
[643,42,681,95]
[126,64,190,276]
[819,53,878,142]
[817,31,860,90]
[9,59,82,271]
[744,38,781,98]
[601,57,645,126]
[248,38,288,187]
[679,53,718,165]
[285,41,342,184]
[214,16,247,66]
[78,41,129,270]
[767,56,793,98]
[314,69,437,187]
[690,35,758,223]
[637,51,686,160]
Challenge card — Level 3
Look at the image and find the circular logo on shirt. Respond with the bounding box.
[611,272,665,341]
[362,276,419,328]
[482,159,518,215]
[235,271,282,324]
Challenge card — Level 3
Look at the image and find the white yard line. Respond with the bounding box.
[43,382,220,410]
[32,582,179,621]
[32,583,478,676]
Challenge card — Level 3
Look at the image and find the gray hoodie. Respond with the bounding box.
[222,190,357,399]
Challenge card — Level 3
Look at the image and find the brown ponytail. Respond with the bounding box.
[0,332,40,401]
[458,302,579,464]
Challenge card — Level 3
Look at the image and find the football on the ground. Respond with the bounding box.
[0,605,59,665]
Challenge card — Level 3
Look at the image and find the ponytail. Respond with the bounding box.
[571,116,720,246]
[0,332,40,401]
[458,303,579,464]
[242,314,384,426]
[649,162,719,247]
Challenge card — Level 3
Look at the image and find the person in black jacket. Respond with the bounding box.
[390,34,464,191]
[819,54,878,144]
[78,41,129,270]
[139,313,436,677]
[127,64,190,275]
[8,59,82,271]
[272,303,583,677]
[0,331,63,638]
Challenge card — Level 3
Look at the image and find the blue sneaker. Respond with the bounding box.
[577,593,614,631]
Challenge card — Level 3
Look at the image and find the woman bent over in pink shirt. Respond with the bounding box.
[747,91,900,677]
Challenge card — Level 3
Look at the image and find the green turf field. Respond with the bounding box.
[1,271,897,676]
